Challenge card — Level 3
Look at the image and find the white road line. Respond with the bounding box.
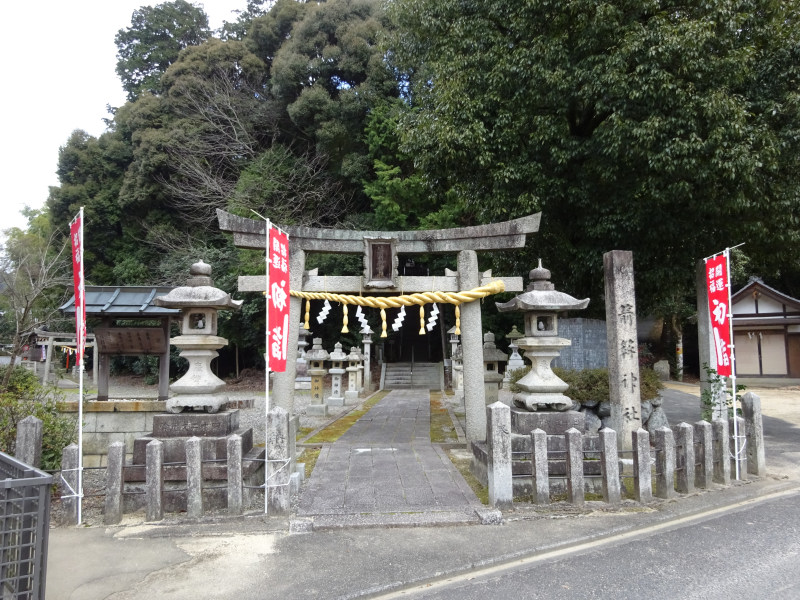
[370,487,800,599]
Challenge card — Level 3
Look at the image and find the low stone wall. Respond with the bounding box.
[58,399,255,467]
[477,392,767,508]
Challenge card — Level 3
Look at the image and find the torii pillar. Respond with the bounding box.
[217,209,540,446]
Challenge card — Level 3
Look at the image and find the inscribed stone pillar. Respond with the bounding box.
[604,251,642,451]
[273,246,305,415]
[458,250,486,444]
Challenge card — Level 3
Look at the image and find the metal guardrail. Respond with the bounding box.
[0,451,52,600]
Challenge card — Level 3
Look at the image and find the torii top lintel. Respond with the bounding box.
[216,209,541,254]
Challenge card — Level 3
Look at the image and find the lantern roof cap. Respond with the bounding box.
[154,260,242,311]
[495,260,589,313]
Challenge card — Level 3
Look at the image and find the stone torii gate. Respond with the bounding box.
[217,209,540,444]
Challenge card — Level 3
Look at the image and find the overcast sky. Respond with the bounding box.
[0,0,246,236]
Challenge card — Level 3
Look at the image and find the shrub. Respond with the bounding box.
[0,366,77,470]
[507,366,663,404]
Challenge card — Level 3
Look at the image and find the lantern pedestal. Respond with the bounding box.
[512,337,573,412]
[167,337,229,414]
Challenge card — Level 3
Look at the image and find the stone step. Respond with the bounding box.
[131,427,254,465]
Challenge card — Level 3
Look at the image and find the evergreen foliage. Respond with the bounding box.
[11,0,800,377]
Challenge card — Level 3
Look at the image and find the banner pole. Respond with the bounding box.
[264,219,272,515]
[77,206,84,525]
[725,248,741,480]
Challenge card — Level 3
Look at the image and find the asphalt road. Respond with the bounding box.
[377,488,800,599]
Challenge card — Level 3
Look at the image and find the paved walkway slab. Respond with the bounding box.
[298,389,481,523]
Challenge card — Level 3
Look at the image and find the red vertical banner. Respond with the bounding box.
[705,253,732,376]
[70,213,86,365]
[268,227,290,372]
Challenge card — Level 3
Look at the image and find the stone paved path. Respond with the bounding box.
[298,389,481,523]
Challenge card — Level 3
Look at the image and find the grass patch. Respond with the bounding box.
[305,391,389,443]
[296,426,314,441]
[300,447,321,479]
[430,391,458,443]
[446,450,489,505]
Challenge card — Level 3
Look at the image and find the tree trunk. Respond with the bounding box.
[671,314,684,382]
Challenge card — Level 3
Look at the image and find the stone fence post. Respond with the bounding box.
[654,427,675,499]
[530,429,549,505]
[15,415,42,468]
[599,428,621,505]
[228,434,243,515]
[267,407,291,514]
[186,437,203,518]
[693,421,713,488]
[146,439,164,522]
[741,392,766,476]
[632,429,652,503]
[565,428,584,506]
[104,442,125,525]
[673,423,695,495]
[731,415,748,479]
[60,444,79,526]
[712,418,731,485]
[486,402,512,510]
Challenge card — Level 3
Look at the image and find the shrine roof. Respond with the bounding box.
[59,286,180,318]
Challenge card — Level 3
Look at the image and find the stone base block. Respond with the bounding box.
[513,392,573,412]
[153,410,239,437]
[307,404,328,417]
[344,390,359,404]
[510,410,585,435]
[295,381,312,390]
[167,393,228,414]
[130,427,253,467]
[327,397,345,407]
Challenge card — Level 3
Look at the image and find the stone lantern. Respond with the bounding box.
[361,326,373,392]
[295,324,311,390]
[482,332,506,405]
[327,342,347,407]
[448,326,463,392]
[154,260,242,414]
[345,346,361,404]
[504,325,526,386]
[305,338,329,416]
[495,260,589,412]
